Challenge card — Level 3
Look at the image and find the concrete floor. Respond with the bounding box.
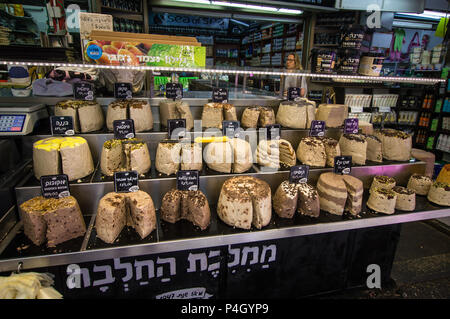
[318,219,450,299]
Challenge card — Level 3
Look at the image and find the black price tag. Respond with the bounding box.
[288,87,301,101]
[334,156,352,175]
[73,82,94,100]
[266,124,281,140]
[344,118,359,134]
[40,174,70,199]
[113,119,135,139]
[222,120,240,138]
[114,83,133,99]
[309,120,325,137]
[114,171,139,193]
[166,83,183,100]
[50,116,74,136]
[177,170,199,191]
[168,119,186,139]
[289,165,309,184]
[212,88,228,103]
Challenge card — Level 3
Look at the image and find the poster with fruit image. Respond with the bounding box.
[83,40,206,67]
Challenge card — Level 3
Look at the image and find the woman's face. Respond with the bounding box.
[286,55,295,69]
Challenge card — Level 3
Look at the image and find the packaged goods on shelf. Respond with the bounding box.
[284,37,297,51]
[272,38,283,51]
[372,94,399,108]
[262,43,271,54]
[261,54,271,66]
[358,53,385,76]
[311,49,337,74]
[436,134,450,152]
[345,94,372,107]
[271,53,282,66]
[398,111,418,125]
[399,95,419,109]
[348,112,372,123]
[336,49,360,75]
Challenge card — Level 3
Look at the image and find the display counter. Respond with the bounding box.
[0,64,448,298]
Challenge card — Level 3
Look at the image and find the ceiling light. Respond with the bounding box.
[211,1,278,12]
[277,8,302,14]
[392,20,434,29]
[396,10,448,21]
[173,0,211,3]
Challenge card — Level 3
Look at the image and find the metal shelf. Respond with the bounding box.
[1,169,449,273]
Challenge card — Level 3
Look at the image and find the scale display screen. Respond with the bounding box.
[0,114,26,132]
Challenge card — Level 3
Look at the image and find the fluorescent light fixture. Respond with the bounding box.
[396,10,448,21]
[392,20,434,30]
[173,0,211,3]
[173,0,302,14]
[278,8,302,14]
[211,1,277,11]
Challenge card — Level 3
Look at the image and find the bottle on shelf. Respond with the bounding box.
[422,95,428,109]
[427,94,434,109]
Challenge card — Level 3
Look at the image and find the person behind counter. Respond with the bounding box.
[282,53,307,98]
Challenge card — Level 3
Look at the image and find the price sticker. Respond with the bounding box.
[344,118,359,134]
[166,83,183,100]
[288,87,301,101]
[289,165,309,184]
[114,82,133,99]
[73,82,94,100]
[40,174,70,198]
[114,171,139,193]
[309,120,325,137]
[212,88,228,103]
[334,156,352,175]
[168,119,186,140]
[50,116,74,136]
[177,170,199,191]
[113,119,135,139]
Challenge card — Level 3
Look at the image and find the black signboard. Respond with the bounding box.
[114,171,139,193]
[266,124,281,140]
[287,87,301,101]
[309,120,325,137]
[166,83,183,100]
[176,170,200,191]
[113,119,135,139]
[344,118,359,134]
[73,82,94,100]
[168,119,186,140]
[212,88,228,103]
[114,83,133,99]
[334,156,352,175]
[289,165,309,184]
[50,116,74,136]
[222,120,240,138]
[40,174,70,198]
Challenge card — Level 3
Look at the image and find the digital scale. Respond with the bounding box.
[0,103,48,135]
